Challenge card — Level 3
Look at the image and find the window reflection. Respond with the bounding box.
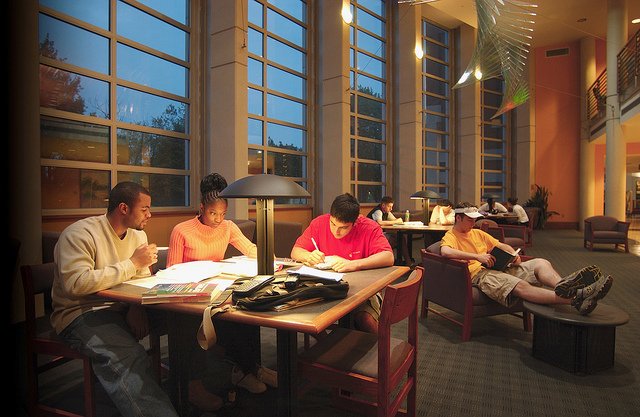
[116,86,188,133]
[39,14,109,74]
[41,166,110,209]
[117,129,189,169]
[41,117,110,163]
[40,65,110,118]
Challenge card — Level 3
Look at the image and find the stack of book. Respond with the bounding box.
[141,282,219,305]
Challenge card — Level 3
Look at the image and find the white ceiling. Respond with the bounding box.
[418,0,640,173]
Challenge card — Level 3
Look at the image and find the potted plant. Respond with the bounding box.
[524,184,559,229]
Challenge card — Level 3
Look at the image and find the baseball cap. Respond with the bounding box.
[454,206,484,219]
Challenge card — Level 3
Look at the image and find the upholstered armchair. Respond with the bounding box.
[584,216,630,253]
[420,242,531,341]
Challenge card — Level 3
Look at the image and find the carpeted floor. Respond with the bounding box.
[12,224,640,417]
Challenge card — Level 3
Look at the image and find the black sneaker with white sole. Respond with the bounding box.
[571,275,613,315]
[555,265,602,298]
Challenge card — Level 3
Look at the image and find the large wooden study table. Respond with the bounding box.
[381,224,452,265]
[98,265,409,417]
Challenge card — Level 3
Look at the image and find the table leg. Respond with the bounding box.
[276,329,298,417]
[394,230,409,265]
[166,312,190,416]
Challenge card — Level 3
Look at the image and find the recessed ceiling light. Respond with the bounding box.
[577,17,587,23]
[632,18,640,24]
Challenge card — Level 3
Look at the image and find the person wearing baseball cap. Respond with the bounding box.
[438,202,612,315]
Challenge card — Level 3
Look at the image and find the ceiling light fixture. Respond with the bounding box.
[632,18,640,24]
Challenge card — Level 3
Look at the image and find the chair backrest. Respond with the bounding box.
[42,231,61,264]
[379,267,423,326]
[21,263,57,337]
[224,219,257,258]
[475,220,505,242]
[273,221,303,257]
[585,215,619,231]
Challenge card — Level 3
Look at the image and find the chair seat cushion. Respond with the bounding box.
[299,327,411,378]
[592,231,626,241]
[472,286,496,305]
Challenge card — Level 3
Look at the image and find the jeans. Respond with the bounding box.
[60,309,178,417]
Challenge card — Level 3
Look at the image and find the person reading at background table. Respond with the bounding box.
[439,202,613,315]
[291,193,395,333]
[51,182,178,417]
[167,173,276,411]
[506,197,529,226]
[479,197,507,214]
[429,199,455,225]
[366,195,412,265]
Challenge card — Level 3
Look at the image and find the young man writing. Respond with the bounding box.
[439,203,613,315]
[291,193,395,333]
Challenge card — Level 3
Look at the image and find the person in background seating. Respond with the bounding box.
[429,199,455,225]
[367,196,412,265]
[440,202,613,316]
[167,173,275,411]
[479,197,508,214]
[291,193,395,333]
[506,197,529,226]
[51,182,178,417]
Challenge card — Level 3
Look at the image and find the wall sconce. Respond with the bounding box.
[414,43,424,59]
[341,3,353,24]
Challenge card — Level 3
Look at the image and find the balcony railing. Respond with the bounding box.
[587,28,640,129]
[618,28,640,103]
[587,70,607,122]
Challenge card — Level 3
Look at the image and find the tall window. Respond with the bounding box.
[421,20,451,199]
[480,78,509,201]
[39,0,192,211]
[247,0,309,204]
[349,0,388,204]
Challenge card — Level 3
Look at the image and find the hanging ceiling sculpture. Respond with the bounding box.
[454,0,537,117]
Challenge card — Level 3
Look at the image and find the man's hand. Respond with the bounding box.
[330,256,358,273]
[131,243,158,270]
[126,304,149,340]
[395,218,403,224]
[305,249,325,266]
[476,253,495,267]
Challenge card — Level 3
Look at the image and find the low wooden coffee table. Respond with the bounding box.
[523,301,629,374]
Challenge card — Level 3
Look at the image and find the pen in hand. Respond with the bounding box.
[311,237,320,252]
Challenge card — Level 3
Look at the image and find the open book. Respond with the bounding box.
[487,247,520,271]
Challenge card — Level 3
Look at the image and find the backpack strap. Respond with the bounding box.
[197,304,233,350]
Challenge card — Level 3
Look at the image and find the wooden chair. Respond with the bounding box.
[584,215,631,252]
[420,243,531,341]
[298,267,423,417]
[21,263,163,416]
[22,262,96,417]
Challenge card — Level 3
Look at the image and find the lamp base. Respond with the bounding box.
[255,198,275,275]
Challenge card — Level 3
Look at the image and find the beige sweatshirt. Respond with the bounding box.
[51,215,150,333]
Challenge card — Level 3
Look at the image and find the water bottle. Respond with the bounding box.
[404,210,410,223]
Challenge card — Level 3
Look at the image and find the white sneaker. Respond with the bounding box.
[257,366,278,388]
[231,366,267,394]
